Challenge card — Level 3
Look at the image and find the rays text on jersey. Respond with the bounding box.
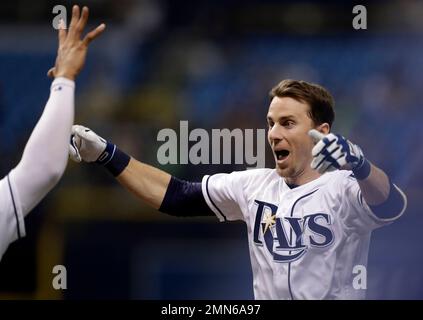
[253,200,334,263]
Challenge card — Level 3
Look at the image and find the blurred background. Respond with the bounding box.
[0,0,422,299]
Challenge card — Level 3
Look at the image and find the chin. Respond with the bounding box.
[275,165,290,178]
[275,169,286,178]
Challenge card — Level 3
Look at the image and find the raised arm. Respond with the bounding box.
[309,129,407,219]
[10,6,105,216]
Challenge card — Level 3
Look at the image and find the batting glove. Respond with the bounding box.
[308,129,371,180]
[69,124,131,176]
[69,125,108,163]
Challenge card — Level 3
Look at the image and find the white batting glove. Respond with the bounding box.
[308,129,368,178]
[69,125,107,163]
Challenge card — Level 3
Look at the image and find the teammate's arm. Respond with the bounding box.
[10,6,105,216]
[309,129,407,219]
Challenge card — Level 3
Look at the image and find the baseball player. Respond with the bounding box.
[0,6,105,262]
[70,79,407,299]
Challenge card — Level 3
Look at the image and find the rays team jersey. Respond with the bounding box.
[201,169,405,300]
[0,173,26,261]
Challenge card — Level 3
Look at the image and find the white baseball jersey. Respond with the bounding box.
[0,173,26,261]
[201,168,406,300]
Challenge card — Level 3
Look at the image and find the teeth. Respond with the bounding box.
[275,150,289,161]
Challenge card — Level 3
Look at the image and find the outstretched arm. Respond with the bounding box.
[69,125,170,209]
[309,129,407,219]
[10,5,105,216]
[356,163,389,205]
[117,158,171,210]
[69,125,213,216]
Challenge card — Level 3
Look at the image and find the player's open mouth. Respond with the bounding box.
[274,149,290,161]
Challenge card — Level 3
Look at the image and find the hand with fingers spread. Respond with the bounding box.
[308,129,371,179]
[48,5,106,80]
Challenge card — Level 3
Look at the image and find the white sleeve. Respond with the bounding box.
[9,77,75,217]
[0,176,26,259]
[201,171,248,222]
[340,174,407,232]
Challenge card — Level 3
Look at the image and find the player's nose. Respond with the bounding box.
[268,123,284,142]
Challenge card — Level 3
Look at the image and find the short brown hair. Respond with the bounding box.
[269,79,335,128]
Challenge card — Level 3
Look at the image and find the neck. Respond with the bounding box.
[284,168,322,186]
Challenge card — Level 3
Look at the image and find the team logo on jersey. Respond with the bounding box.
[253,200,334,263]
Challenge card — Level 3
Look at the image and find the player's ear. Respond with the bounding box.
[316,123,330,135]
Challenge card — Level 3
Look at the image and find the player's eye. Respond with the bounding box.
[283,120,295,128]
[267,121,274,128]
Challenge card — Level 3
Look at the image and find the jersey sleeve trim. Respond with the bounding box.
[365,183,407,223]
[7,174,25,239]
[201,175,227,222]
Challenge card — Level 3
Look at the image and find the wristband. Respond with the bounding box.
[96,142,130,177]
[352,158,371,180]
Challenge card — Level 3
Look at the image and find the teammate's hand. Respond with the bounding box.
[47,5,106,81]
[308,129,365,174]
[69,125,107,163]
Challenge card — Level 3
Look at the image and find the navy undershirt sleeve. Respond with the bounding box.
[368,181,405,220]
[159,176,215,217]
